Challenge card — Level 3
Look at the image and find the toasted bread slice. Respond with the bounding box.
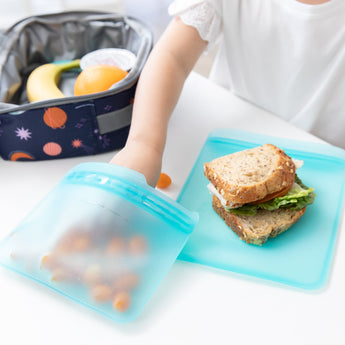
[204,144,296,207]
[212,196,306,245]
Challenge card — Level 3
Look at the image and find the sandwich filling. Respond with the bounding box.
[208,175,315,216]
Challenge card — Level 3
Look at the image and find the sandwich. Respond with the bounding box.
[204,144,315,245]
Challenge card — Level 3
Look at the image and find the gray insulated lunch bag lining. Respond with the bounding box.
[0,11,152,161]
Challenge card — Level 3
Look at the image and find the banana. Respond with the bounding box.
[26,59,80,102]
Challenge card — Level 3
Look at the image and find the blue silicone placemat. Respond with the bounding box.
[177,129,345,290]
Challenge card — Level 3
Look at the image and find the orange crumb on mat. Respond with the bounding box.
[156,173,172,189]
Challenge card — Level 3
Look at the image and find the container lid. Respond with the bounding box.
[63,163,199,234]
[80,48,137,71]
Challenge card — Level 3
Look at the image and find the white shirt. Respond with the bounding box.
[169,0,345,150]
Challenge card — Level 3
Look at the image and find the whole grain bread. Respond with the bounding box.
[212,196,306,245]
[204,144,296,207]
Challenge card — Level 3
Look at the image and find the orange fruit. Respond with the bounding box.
[74,64,128,96]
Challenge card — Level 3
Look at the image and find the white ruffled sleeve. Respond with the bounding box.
[168,0,222,47]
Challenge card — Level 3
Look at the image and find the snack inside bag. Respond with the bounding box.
[0,163,198,322]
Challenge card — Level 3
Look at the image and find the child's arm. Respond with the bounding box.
[109,17,208,186]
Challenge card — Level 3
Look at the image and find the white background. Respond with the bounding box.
[0,0,171,41]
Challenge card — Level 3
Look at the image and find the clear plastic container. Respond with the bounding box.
[0,163,198,322]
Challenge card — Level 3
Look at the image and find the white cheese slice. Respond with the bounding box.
[293,158,304,169]
[207,183,240,210]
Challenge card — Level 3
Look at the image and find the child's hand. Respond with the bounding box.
[109,17,207,188]
[109,141,162,187]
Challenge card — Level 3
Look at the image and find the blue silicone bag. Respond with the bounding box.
[177,129,345,290]
[0,163,198,322]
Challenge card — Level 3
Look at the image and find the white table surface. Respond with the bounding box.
[0,72,344,345]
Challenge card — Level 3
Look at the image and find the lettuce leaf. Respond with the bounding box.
[228,175,316,216]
